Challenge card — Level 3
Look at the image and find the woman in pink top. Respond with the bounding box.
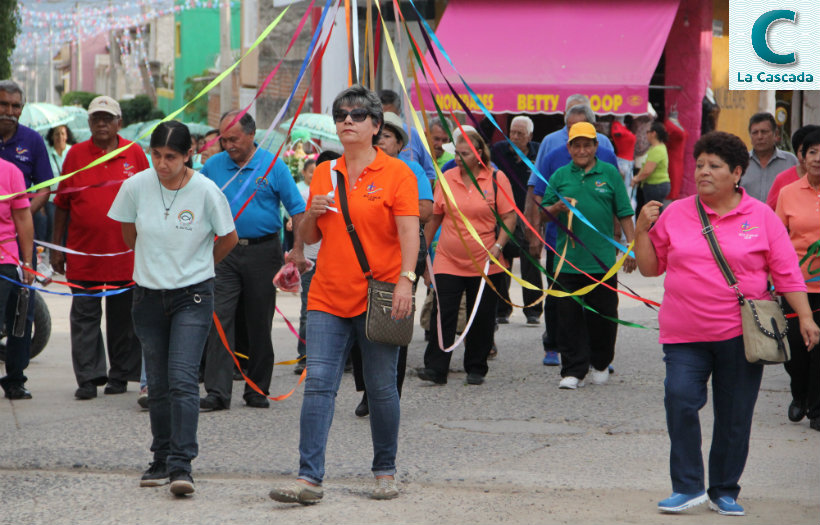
[418,130,516,386]
[634,132,819,516]
[775,128,820,431]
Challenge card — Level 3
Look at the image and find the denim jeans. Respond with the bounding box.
[298,310,400,485]
[296,264,315,358]
[663,336,763,500]
[131,279,214,475]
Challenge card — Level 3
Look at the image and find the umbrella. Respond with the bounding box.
[279,113,340,144]
[19,102,74,134]
[119,119,162,148]
[63,105,90,142]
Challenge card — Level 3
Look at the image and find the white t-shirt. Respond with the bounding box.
[298,181,320,261]
[108,168,235,290]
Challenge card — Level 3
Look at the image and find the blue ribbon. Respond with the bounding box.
[0,273,133,298]
[228,0,333,206]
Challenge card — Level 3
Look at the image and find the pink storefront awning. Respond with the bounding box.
[411,0,680,115]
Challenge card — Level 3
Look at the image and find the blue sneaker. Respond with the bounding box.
[709,496,745,516]
[542,351,560,366]
[658,491,707,513]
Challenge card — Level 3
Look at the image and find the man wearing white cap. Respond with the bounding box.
[52,95,149,400]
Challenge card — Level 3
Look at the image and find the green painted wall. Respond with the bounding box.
[157,3,240,120]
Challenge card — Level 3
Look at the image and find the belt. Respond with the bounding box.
[236,232,279,246]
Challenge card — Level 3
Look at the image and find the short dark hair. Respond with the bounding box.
[748,112,776,132]
[0,80,23,101]
[316,150,341,165]
[800,129,820,154]
[792,125,820,156]
[46,125,76,147]
[204,129,219,139]
[220,110,256,135]
[650,121,668,143]
[378,89,401,112]
[302,158,316,171]
[150,121,194,168]
[693,131,749,176]
[332,85,383,145]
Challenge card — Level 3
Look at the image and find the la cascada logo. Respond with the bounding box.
[729,1,820,90]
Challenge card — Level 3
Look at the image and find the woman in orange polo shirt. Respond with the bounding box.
[268,85,419,504]
[418,129,517,386]
[776,128,820,431]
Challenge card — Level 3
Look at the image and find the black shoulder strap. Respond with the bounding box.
[335,170,372,280]
[695,197,742,301]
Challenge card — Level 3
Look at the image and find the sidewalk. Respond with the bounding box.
[1,271,817,524]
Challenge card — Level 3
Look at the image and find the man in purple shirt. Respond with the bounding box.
[0,80,51,400]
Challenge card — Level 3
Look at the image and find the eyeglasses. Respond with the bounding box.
[333,108,370,123]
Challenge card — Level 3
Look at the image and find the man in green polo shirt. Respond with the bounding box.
[541,122,636,390]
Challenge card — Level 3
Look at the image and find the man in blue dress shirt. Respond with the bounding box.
[200,111,306,410]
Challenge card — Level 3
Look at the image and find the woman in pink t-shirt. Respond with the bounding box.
[418,130,516,386]
[634,132,819,516]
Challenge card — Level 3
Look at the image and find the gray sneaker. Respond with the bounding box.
[370,477,399,500]
[269,481,324,505]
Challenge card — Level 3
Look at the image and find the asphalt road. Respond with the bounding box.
[1,269,817,524]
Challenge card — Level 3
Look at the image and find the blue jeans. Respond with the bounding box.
[296,264,315,357]
[298,310,400,484]
[663,336,763,500]
[131,279,214,475]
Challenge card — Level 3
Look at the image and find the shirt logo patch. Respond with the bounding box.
[365,182,383,201]
[14,146,30,163]
[255,176,269,187]
[176,210,194,231]
[123,162,136,176]
[593,179,610,193]
[739,221,759,240]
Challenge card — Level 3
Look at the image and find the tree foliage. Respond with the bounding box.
[0,0,20,79]
[183,69,213,123]
[62,91,101,109]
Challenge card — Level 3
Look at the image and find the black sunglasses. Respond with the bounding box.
[333,108,371,123]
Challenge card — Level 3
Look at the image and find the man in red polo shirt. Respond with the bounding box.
[51,95,148,400]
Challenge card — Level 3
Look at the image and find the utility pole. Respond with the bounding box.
[219,0,232,115]
[76,2,82,92]
[48,26,55,104]
[109,0,117,98]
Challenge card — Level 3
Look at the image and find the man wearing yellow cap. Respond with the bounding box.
[541,122,636,390]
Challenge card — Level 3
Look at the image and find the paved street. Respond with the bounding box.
[1,269,818,524]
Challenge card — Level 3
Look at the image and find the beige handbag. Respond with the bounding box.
[696,198,790,364]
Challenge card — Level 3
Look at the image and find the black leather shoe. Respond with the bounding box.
[355,394,369,417]
[293,362,306,375]
[465,373,485,385]
[199,396,228,412]
[104,380,127,395]
[75,382,97,400]
[810,417,820,431]
[416,368,447,385]
[245,395,270,408]
[788,400,806,422]
[4,385,32,400]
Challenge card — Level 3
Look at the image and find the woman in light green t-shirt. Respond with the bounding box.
[632,121,671,212]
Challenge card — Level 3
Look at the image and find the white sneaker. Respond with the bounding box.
[559,376,585,389]
[590,368,609,385]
